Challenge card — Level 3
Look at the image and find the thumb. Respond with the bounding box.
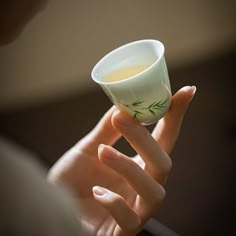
[152,85,197,154]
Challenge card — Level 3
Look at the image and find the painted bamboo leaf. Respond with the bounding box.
[132,100,144,106]
[134,110,143,115]
[133,110,143,120]
[160,98,168,105]
[153,99,168,109]
[148,102,156,109]
[149,109,156,116]
[109,97,168,120]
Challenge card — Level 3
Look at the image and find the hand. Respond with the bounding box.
[48,86,196,236]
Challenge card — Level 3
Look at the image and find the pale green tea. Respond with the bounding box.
[102,65,150,82]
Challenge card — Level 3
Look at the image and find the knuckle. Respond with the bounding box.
[153,155,172,181]
[150,185,166,208]
[161,152,172,171]
[166,155,173,171]
[161,157,172,176]
[148,153,172,182]
[159,185,166,201]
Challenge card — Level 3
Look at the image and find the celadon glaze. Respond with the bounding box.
[92,39,172,125]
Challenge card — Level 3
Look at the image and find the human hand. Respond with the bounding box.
[48,86,196,236]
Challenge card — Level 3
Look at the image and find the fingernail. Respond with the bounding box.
[98,144,116,160]
[191,85,197,96]
[92,186,107,196]
[98,144,105,155]
[113,109,134,126]
[190,86,197,101]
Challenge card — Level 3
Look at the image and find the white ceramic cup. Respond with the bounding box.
[91,39,172,125]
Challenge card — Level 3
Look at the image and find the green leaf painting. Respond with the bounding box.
[107,95,169,121]
[127,98,169,120]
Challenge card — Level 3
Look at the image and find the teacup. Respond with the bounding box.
[91,39,172,125]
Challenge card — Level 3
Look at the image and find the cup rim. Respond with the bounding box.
[91,39,165,85]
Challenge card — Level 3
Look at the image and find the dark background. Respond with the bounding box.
[0,49,234,235]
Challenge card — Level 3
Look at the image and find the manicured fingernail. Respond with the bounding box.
[190,86,197,102]
[191,85,197,96]
[113,109,134,126]
[92,186,107,196]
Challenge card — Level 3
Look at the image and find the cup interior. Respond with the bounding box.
[91,39,164,83]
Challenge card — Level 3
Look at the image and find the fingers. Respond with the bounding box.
[98,145,166,209]
[75,106,121,154]
[111,110,171,184]
[152,86,196,154]
[92,86,196,234]
[93,145,167,233]
[92,186,141,234]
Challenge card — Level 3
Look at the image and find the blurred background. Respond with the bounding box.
[0,0,235,235]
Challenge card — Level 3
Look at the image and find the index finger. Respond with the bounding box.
[111,109,171,184]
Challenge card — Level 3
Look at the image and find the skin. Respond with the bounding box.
[0,1,196,235]
[48,86,196,236]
